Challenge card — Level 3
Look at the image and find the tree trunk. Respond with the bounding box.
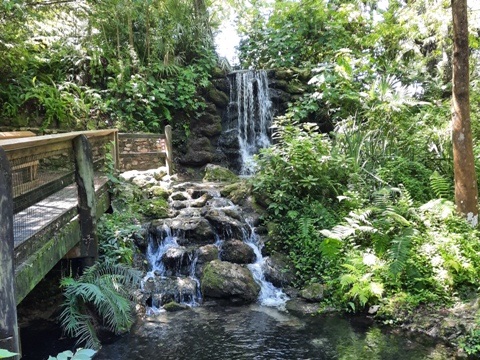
[452,0,478,226]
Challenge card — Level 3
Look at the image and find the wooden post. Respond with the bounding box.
[0,148,20,359]
[113,130,120,170]
[73,135,98,267]
[165,125,173,175]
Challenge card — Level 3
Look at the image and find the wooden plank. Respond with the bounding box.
[0,148,20,358]
[73,135,98,267]
[0,129,117,152]
[4,140,72,162]
[0,131,36,139]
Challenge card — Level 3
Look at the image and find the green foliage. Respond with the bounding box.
[0,349,18,359]
[48,349,96,360]
[98,212,140,265]
[377,158,434,203]
[459,326,480,356]
[0,0,221,132]
[60,261,141,350]
[429,171,454,200]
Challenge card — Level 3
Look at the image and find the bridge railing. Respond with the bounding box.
[0,130,117,357]
[0,130,118,233]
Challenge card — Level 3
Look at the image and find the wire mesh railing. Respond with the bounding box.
[0,130,118,244]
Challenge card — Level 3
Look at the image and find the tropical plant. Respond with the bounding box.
[48,349,96,360]
[60,261,141,350]
[0,349,17,359]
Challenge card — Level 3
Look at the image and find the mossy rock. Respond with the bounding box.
[203,164,238,183]
[286,81,306,95]
[299,283,325,302]
[220,181,252,204]
[139,197,169,218]
[274,69,294,80]
[149,185,170,199]
[211,66,227,78]
[207,87,229,108]
[163,301,190,312]
[291,67,312,82]
[201,260,260,303]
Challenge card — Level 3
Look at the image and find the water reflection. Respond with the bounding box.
[95,305,452,360]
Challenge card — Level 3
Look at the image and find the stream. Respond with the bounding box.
[94,305,452,360]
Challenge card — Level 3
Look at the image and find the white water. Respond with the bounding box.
[142,224,201,313]
[231,70,273,175]
[142,188,287,311]
[243,221,289,309]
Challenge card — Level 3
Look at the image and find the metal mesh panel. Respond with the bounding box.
[89,135,112,175]
[11,145,76,243]
[2,132,116,245]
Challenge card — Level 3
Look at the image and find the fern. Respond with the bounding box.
[388,228,415,277]
[60,261,141,350]
[430,171,453,200]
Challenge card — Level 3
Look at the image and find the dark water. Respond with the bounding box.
[95,305,452,360]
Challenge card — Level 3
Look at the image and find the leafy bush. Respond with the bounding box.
[98,212,140,265]
[377,158,434,203]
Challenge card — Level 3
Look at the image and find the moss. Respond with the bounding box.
[207,87,229,108]
[163,301,190,312]
[200,261,224,293]
[203,164,238,183]
[220,181,252,204]
[149,185,170,199]
[138,197,169,218]
[286,81,306,95]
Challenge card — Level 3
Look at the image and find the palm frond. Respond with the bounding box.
[60,261,141,349]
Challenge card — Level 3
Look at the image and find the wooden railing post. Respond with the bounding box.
[165,125,173,175]
[0,148,20,359]
[113,130,120,170]
[73,135,98,267]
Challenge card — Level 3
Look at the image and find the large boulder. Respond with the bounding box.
[150,217,215,245]
[204,209,247,239]
[142,276,198,306]
[220,240,256,264]
[203,164,238,183]
[262,253,296,287]
[201,260,260,304]
[179,137,214,166]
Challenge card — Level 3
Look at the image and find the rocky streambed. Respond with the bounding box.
[120,165,291,314]
[118,166,480,359]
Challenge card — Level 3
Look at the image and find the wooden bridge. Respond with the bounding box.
[0,127,172,357]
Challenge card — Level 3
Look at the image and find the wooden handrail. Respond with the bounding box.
[0,129,118,151]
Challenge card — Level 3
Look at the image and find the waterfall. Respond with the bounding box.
[243,221,289,308]
[230,70,273,175]
[141,182,288,313]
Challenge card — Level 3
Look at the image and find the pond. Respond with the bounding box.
[95,305,452,360]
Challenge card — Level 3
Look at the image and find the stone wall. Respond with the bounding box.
[118,133,167,171]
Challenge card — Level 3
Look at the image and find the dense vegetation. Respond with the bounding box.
[3,0,480,355]
[0,0,226,137]
[242,0,480,339]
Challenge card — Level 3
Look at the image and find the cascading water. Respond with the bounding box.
[230,70,273,175]
[142,224,201,313]
[141,182,287,313]
[243,221,289,308]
